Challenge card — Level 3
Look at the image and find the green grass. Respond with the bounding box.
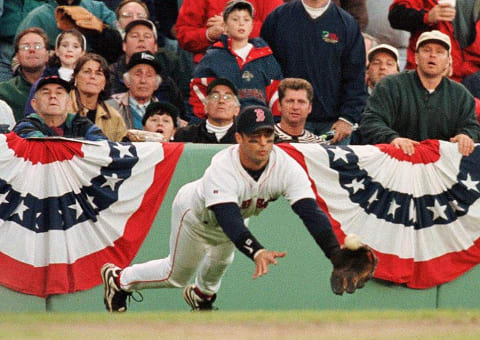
[0,310,479,340]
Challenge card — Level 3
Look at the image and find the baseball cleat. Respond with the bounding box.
[101,263,132,312]
[183,284,217,311]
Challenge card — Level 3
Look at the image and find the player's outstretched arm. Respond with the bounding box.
[209,202,268,254]
[253,249,287,279]
[292,198,377,294]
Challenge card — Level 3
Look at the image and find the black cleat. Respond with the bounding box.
[101,263,132,312]
[183,284,217,311]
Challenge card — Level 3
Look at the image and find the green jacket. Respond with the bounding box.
[15,0,116,49]
[0,0,46,43]
[0,71,31,122]
[360,71,480,144]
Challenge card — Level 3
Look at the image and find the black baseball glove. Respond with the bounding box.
[330,245,378,295]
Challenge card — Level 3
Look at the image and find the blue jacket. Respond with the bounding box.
[190,35,283,119]
[261,1,367,123]
[14,113,107,141]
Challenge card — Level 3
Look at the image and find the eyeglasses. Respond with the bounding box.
[208,93,235,102]
[18,43,45,51]
[120,12,148,19]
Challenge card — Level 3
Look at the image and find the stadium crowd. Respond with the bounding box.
[0,0,479,150]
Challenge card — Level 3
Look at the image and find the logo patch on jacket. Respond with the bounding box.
[322,31,339,44]
[242,70,254,81]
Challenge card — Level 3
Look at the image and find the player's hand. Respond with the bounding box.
[390,137,420,156]
[427,3,456,23]
[330,120,352,144]
[450,134,475,156]
[253,250,286,279]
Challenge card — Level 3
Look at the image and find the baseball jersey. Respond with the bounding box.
[186,144,315,227]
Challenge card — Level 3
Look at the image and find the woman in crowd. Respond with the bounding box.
[70,53,127,142]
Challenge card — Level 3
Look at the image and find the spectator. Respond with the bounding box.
[261,0,368,145]
[360,30,480,157]
[332,0,369,32]
[109,19,186,116]
[174,78,239,143]
[107,51,163,129]
[189,0,283,119]
[0,27,49,122]
[176,0,283,63]
[24,29,87,117]
[366,44,400,94]
[274,78,325,144]
[114,0,149,39]
[15,0,120,64]
[13,75,107,141]
[70,53,127,141]
[126,101,179,142]
[103,0,179,42]
[0,99,15,132]
[388,0,480,82]
[0,0,45,82]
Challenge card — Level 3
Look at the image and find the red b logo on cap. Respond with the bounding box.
[254,108,265,122]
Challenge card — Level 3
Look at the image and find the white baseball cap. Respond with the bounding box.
[416,30,451,51]
[367,44,399,63]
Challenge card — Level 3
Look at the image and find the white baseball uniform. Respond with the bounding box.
[119,144,315,295]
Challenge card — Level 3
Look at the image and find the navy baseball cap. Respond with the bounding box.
[223,0,254,20]
[124,19,158,41]
[236,105,274,135]
[207,78,238,96]
[127,51,162,74]
[143,101,179,127]
[35,76,71,93]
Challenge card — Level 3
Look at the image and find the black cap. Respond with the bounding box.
[35,76,71,93]
[236,105,274,135]
[127,51,162,74]
[124,19,158,41]
[143,101,179,127]
[223,0,254,21]
[207,78,238,96]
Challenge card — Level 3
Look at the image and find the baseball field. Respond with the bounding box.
[2,310,480,339]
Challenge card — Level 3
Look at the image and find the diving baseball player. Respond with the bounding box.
[101,105,376,312]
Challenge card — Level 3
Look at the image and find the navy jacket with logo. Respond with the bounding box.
[261,1,367,124]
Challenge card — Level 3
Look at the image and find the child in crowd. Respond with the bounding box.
[24,30,87,117]
[126,102,178,142]
[51,29,87,82]
[189,0,283,119]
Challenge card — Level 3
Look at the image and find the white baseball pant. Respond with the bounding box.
[119,184,236,296]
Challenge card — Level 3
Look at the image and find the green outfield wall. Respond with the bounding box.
[1,144,479,312]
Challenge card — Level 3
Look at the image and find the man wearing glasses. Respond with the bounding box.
[174,78,240,143]
[114,0,149,38]
[0,27,49,122]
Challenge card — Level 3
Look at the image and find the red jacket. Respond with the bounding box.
[389,0,466,81]
[175,0,283,63]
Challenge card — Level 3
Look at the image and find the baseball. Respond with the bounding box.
[344,234,362,250]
